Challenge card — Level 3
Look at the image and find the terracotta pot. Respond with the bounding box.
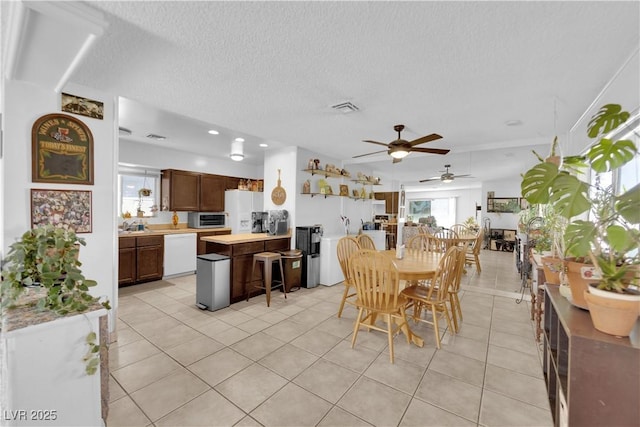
[565,260,598,310]
[541,256,564,285]
[584,290,640,337]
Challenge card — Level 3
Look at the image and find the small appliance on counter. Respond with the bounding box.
[188,212,226,228]
[251,211,268,233]
[296,225,322,288]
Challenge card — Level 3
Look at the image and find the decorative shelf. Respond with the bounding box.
[351,179,381,185]
[302,169,346,179]
[301,192,341,198]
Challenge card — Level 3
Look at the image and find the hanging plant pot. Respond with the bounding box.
[584,287,640,337]
[138,188,152,197]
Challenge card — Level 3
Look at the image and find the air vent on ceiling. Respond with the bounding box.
[146,133,166,140]
[331,101,359,114]
[118,127,132,135]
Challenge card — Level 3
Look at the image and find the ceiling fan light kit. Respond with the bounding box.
[354,124,449,163]
[420,164,472,183]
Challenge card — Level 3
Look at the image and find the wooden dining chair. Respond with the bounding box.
[448,243,469,333]
[433,229,460,252]
[336,236,361,318]
[400,246,461,349]
[450,224,469,236]
[349,249,409,363]
[406,234,433,252]
[356,233,376,250]
[465,229,484,273]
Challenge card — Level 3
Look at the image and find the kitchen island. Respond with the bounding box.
[201,233,291,303]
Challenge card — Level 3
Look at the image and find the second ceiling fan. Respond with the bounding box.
[353,124,450,163]
[420,164,472,183]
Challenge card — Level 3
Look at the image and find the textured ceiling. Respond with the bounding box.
[5,1,640,189]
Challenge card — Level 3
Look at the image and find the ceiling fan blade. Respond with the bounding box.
[352,149,388,159]
[363,140,389,147]
[419,177,440,183]
[453,174,472,178]
[392,157,403,164]
[409,133,443,147]
[410,147,450,155]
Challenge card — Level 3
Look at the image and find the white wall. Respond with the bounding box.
[3,79,117,332]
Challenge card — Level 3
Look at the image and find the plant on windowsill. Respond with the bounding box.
[1,225,111,373]
[521,103,639,336]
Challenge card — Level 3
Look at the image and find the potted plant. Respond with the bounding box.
[1,225,111,370]
[1,225,109,314]
[521,103,639,335]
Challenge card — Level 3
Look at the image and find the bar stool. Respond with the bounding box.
[247,252,286,307]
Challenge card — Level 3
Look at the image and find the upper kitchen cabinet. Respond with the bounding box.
[162,169,200,211]
[374,192,399,214]
[200,174,225,212]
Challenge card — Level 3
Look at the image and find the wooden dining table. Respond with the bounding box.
[376,249,444,347]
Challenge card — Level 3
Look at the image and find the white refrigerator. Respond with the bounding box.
[225,190,264,234]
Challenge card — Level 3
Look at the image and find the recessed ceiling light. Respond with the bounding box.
[234,137,245,142]
[259,143,268,148]
[208,129,219,135]
[505,119,522,127]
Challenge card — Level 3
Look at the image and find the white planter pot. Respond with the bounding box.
[588,284,640,302]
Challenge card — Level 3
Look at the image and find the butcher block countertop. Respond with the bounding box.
[201,232,291,245]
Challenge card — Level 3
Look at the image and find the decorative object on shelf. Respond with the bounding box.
[340,215,350,235]
[308,158,316,170]
[359,187,367,199]
[317,178,328,194]
[521,103,639,333]
[32,113,94,185]
[270,169,287,205]
[352,189,359,197]
[340,168,351,177]
[314,159,321,170]
[172,211,179,229]
[339,184,349,196]
[61,92,104,120]
[302,180,311,194]
[31,189,92,233]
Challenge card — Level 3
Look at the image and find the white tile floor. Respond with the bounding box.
[107,249,552,426]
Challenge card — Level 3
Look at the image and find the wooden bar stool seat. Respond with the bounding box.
[247,252,286,307]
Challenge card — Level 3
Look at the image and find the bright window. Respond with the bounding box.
[118,172,159,218]
[408,197,457,228]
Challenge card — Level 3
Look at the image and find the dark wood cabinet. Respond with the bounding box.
[162,169,200,211]
[385,192,399,214]
[225,176,242,191]
[196,229,231,255]
[543,285,639,426]
[118,235,164,286]
[136,236,164,282]
[118,237,136,286]
[205,237,291,303]
[199,174,225,212]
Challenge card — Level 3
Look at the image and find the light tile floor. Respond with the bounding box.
[107,249,552,426]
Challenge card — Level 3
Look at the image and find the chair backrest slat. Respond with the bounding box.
[356,234,376,250]
[350,249,400,310]
[337,236,360,284]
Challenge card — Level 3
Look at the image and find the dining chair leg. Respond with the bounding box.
[337,284,350,318]
[443,307,454,336]
[351,307,364,348]
[387,313,394,364]
[399,306,410,345]
[449,294,459,333]
[431,305,441,349]
[454,293,463,322]
[475,255,481,272]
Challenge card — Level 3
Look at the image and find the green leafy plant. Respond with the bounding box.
[83,331,101,375]
[1,225,111,374]
[521,104,639,292]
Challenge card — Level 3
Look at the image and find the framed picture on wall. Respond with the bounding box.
[520,198,529,210]
[31,189,92,233]
[31,113,94,185]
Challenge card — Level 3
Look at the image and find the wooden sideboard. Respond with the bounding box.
[543,285,640,426]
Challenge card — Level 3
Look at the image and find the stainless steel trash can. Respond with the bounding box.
[196,253,230,312]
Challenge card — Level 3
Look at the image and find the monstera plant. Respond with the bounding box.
[521,103,639,294]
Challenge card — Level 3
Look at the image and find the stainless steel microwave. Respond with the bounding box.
[188,212,226,228]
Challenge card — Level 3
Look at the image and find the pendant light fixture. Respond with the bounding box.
[230,138,244,161]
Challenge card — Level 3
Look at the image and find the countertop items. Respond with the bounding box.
[201,232,291,245]
[119,226,231,237]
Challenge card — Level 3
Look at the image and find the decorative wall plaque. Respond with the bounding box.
[32,113,94,185]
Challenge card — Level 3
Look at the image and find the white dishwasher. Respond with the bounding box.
[163,233,197,278]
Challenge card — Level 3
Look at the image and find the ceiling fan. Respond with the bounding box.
[420,164,472,183]
[353,124,450,163]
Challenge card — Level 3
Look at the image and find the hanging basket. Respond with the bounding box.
[138,188,152,197]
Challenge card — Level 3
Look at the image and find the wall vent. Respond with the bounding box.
[331,101,359,114]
